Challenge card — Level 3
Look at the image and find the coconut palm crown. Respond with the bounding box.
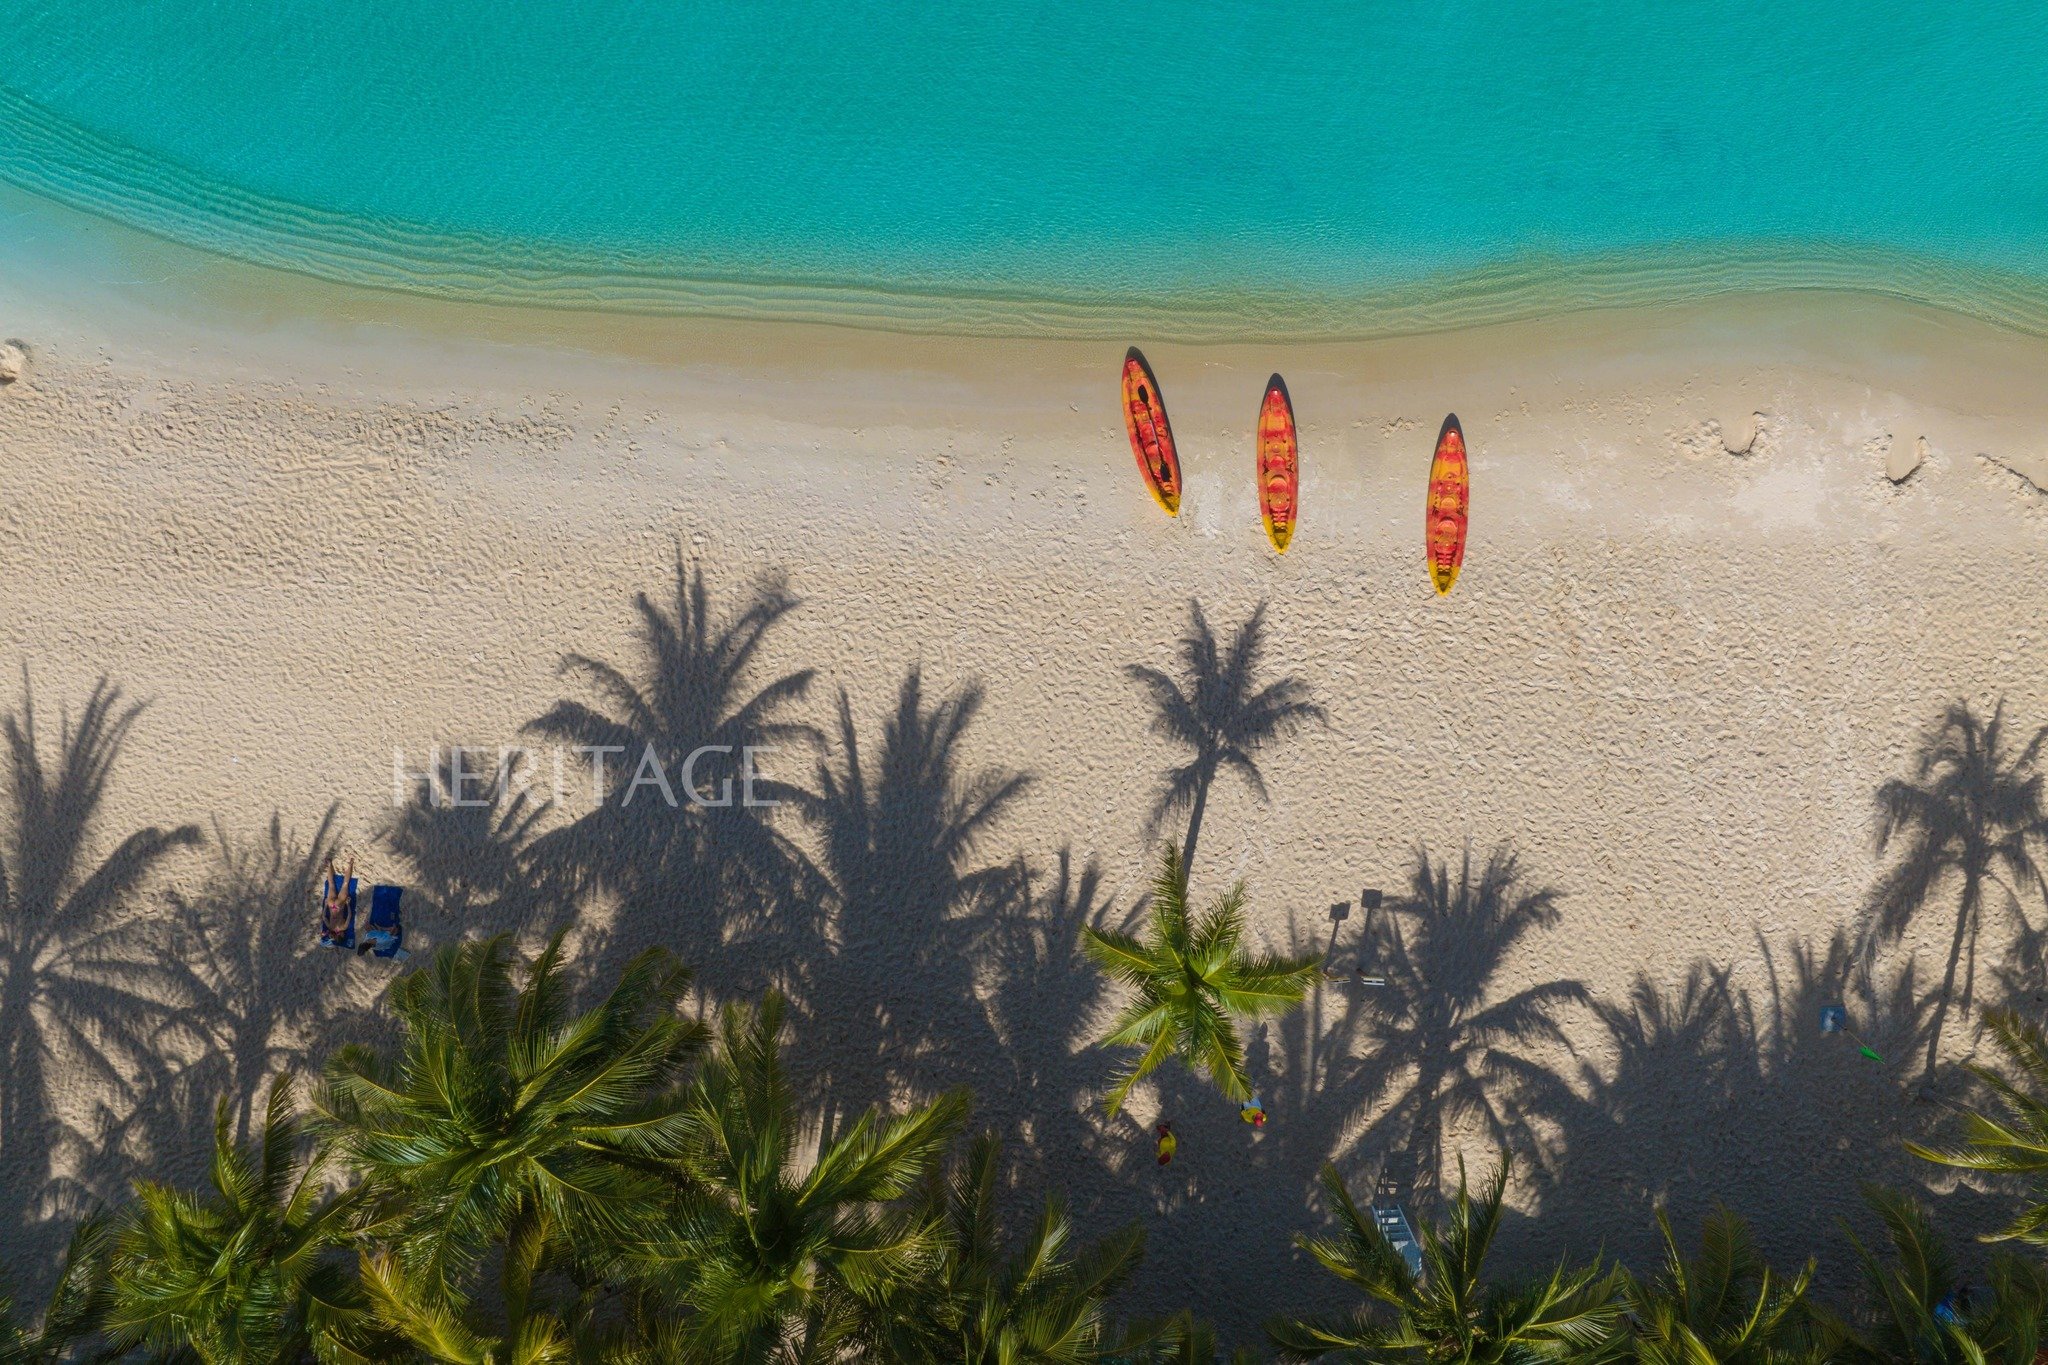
[103,1075,374,1364]
[1268,1154,1620,1364]
[1623,1206,1815,1365]
[314,931,704,1355]
[1083,843,1321,1115]
[630,990,970,1362]
[852,1131,1145,1363]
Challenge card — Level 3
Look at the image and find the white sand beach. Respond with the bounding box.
[5,192,2048,1332]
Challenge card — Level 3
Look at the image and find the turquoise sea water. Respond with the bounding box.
[4,2,2048,337]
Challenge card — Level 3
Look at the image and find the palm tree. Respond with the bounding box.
[524,557,820,976]
[102,1075,379,1363]
[0,678,199,1227]
[1863,700,2046,1085]
[630,991,969,1361]
[1839,1187,2046,1365]
[1108,1312,1262,1364]
[0,1218,110,1364]
[1268,1154,1621,1363]
[315,932,704,1357]
[1082,843,1322,1116]
[1359,843,1587,1196]
[867,1132,1144,1363]
[1125,601,1324,875]
[1907,1006,2048,1245]
[1623,1207,1815,1365]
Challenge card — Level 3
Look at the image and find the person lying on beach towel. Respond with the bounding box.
[357,884,407,960]
[1155,1121,1177,1167]
[318,856,357,948]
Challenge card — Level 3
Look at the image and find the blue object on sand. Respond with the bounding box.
[318,875,357,949]
[362,884,407,959]
[1372,1202,1424,1280]
[1820,1004,1847,1034]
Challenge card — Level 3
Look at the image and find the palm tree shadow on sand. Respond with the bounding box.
[978,848,1122,1174]
[792,667,1029,1126]
[1525,930,2014,1298]
[522,556,824,993]
[147,809,389,1150]
[382,745,556,944]
[1125,599,1324,877]
[1067,840,1577,1339]
[1345,841,1590,1205]
[1857,698,2047,1089]
[0,676,200,1295]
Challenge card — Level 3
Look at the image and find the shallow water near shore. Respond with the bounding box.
[6,2,2048,335]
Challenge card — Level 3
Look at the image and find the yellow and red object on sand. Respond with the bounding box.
[1121,349,1182,516]
[1257,375,1299,552]
[1425,414,1469,595]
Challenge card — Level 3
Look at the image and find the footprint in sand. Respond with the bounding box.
[1885,435,1927,484]
[1671,409,1770,460]
[1714,409,1764,456]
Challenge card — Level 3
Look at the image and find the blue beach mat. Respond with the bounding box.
[362,884,407,960]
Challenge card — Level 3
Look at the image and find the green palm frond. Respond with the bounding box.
[1623,1207,1816,1365]
[1111,1310,1262,1363]
[1909,1009,2048,1244]
[1083,843,1320,1114]
[1842,1185,2047,1365]
[1271,1153,1620,1365]
[102,1074,377,1364]
[315,932,701,1354]
[859,1133,1143,1364]
[359,1250,496,1364]
[0,1216,112,1364]
[633,991,969,1361]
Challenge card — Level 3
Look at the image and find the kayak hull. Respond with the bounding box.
[1121,349,1182,516]
[1257,374,1298,552]
[1425,413,1469,595]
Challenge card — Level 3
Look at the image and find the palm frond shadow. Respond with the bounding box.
[1857,697,2047,1086]
[1528,929,2010,1296]
[382,744,556,943]
[521,555,824,993]
[148,810,388,1147]
[980,847,1121,1172]
[0,676,199,1296]
[1125,599,1324,876]
[1342,841,1590,1206]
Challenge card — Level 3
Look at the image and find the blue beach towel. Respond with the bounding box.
[362,884,407,959]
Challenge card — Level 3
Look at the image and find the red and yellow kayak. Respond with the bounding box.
[1257,375,1298,553]
[1121,349,1182,515]
[1425,413,1469,595]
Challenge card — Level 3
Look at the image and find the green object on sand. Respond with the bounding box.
[1860,1046,1884,1062]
